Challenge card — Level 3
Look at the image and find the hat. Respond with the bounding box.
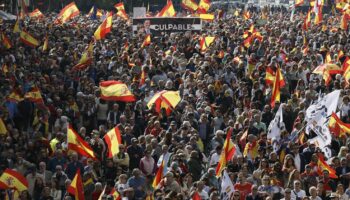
[170,121,176,125]
[131,138,138,142]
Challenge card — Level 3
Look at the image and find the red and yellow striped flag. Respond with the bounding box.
[328,112,350,137]
[29,8,44,18]
[0,169,28,192]
[116,9,129,20]
[99,81,136,102]
[342,56,350,72]
[270,67,283,108]
[141,34,151,47]
[72,41,94,71]
[67,169,84,200]
[24,86,44,104]
[265,67,275,85]
[199,36,215,52]
[215,128,236,177]
[104,126,122,158]
[295,0,304,6]
[114,2,125,11]
[181,0,198,12]
[67,124,97,160]
[303,9,312,30]
[243,11,251,20]
[197,0,211,14]
[152,160,164,188]
[110,188,121,200]
[323,68,332,86]
[55,2,80,24]
[340,13,348,30]
[157,0,176,17]
[199,13,214,21]
[314,6,323,25]
[94,12,113,40]
[20,30,39,47]
[1,32,11,49]
[0,118,7,135]
[317,154,337,178]
[43,34,48,51]
[1,63,9,74]
[325,52,332,63]
[13,18,20,33]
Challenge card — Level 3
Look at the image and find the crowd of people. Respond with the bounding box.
[1,2,350,200]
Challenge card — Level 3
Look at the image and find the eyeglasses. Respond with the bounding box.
[234,194,240,197]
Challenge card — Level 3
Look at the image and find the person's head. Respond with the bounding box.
[309,186,317,197]
[233,190,240,200]
[237,172,246,184]
[336,184,344,194]
[294,180,302,191]
[284,188,292,200]
[132,169,141,178]
[262,175,270,186]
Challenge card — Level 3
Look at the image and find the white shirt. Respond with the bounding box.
[294,154,301,172]
[209,153,220,167]
[291,189,306,199]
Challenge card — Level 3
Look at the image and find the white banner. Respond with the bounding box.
[267,104,285,140]
[220,170,235,200]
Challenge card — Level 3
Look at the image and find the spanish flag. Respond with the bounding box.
[323,68,331,86]
[2,63,8,74]
[7,89,24,103]
[140,70,147,87]
[317,154,337,178]
[302,9,312,31]
[199,13,214,21]
[302,46,309,56]
[342,56,350,71]
[0,169,28,192]
[114,2,125,11]
[340,65,349,83]
[340,13,348,30]
[141,34,151,47]
[99,81,136,102]
[199,36,215,52]
[295,0,304,6]
[0,118,7,135]
[152,159,164,188]
[42,34,48,52]
[1,32,12,49]
[20,30,39,47]
[67,124,97,160]
[314,5,323,25]
[243,11,251,20]
[265,67,275,85]
[104,126,122,158]
[197,0,211,14]
[325,52,332,63]
[29,8,44,18]
[55,2,80,24]
[94,12,113,40]
[24,86,44,104]
[270,67,283,108]
[328,112,350,137]
[243,141,259,160]
[13,18,20,33]
[338,50,344,61]
[72,41,94,71]
[110,188,121,200]
[116,9,129,20]
[157,0,176,17]
[181,0,198,12]
[67,169,84,200]
[215,128,236,177]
